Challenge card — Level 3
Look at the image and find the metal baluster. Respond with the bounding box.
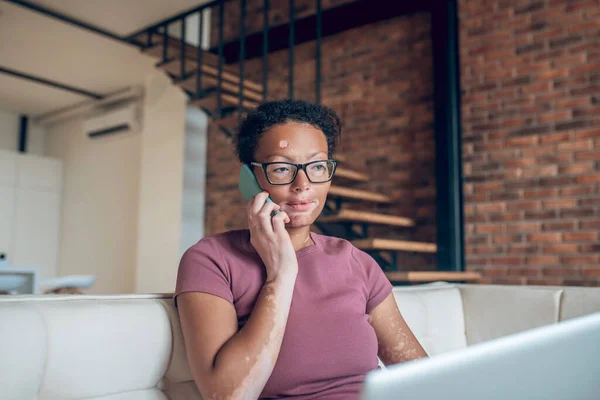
[162,23,168,63]
[239,0,247,125]
[196,10,204,97]
[217,1,225,115]
[288,0,295,99]
[263,0,269,102]
[316,0,322,103]
[180,16,186,78]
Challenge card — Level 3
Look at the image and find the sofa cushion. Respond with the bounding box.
[560,286,600,321]
[457,284,563,345]
[392,283,467,356]
[87,389,168,400]
[34,299,173,400]
[0,304,47,400]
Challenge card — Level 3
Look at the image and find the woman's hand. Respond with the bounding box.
[248,191,298,283]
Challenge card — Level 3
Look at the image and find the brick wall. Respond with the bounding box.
[205,9,438,270]
[203,0,600,284]
[460,0,600,285]
[210,0,356,46]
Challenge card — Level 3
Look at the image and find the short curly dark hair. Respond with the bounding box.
[235,99,342,164]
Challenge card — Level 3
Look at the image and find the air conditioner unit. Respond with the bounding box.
[83,102,141,139]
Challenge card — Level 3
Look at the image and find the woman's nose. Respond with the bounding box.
[292,169,311,191]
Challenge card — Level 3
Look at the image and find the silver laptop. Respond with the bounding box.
[361,312,600,400]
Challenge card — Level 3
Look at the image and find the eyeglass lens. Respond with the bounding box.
[265,160,335,184]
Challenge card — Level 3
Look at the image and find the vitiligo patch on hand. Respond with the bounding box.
[279,140,289,149]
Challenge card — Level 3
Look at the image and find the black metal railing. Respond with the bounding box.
[126,0,325,129]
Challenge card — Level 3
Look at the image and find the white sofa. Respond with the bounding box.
[2,283,600,400]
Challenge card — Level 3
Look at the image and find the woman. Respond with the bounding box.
[175,99,427,400]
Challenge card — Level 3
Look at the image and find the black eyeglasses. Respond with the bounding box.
[250,159,338,185]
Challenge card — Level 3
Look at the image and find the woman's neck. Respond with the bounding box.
[287,226,314,252]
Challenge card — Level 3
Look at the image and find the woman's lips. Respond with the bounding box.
[286,201,316,211]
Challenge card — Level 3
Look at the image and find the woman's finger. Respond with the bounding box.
[272,211,290,234]
[255,201,278,233]
[250,192,271,215]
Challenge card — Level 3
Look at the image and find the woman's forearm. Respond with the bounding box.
[204,273,296,400]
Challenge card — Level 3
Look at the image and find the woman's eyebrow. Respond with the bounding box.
[265,151,327,161]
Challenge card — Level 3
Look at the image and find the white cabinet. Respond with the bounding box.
[0,185,16,261]
[0,150,62,281]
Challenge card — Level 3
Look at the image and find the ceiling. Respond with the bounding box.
[22,0,210,37]
[0,0,210,116]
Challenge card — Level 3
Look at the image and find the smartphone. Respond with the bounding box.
[239,165,280,215]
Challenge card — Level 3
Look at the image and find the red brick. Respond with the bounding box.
[475,202,506,213]
[490,256,525,266]
[543,244,580,253]
[562,255,599,265]
[507,222,542,233]
[576,174,600,184]
[507,244,539,254]
[523,188,557,199]
[539,131,570,144]
[527,255,560,265]
[582,267,600,277]
[475,224,504,234]
[508,267,543,276]
[559,162,595,175]
[528,232,561,243]
[563,232,599,242]
[543,198,578,209]
[542,221,577,231]
[493,234,524,245]
[574,129,600,140]
[560,186,594,196]
[523,165,558,178]
[507,201,541,211]
[557,139,592,152]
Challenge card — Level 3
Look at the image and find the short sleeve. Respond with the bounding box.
[351,247,393,313]
[174,237,234,307]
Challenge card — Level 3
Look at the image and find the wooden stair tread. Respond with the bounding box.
[141,35,226,71]
[159,58,263,94]
[193,93,258,113]
[334,167,369,182]
[352,238,437,253]
[180,74,263,102]
[385,271,481,282]
[328,186,392,203]
[318,209,414,227]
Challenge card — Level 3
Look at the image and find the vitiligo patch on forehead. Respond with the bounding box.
[279,140,289,148]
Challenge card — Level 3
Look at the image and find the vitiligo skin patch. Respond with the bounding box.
[279,140,289,149]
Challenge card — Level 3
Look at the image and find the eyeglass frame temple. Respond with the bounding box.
[249,159,338,185]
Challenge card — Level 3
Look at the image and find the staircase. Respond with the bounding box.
[130,30,262,138]
[127,1,479,284]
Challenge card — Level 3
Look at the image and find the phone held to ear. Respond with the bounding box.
[239,164,280,216]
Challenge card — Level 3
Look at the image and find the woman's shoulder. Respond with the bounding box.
[184,229,250,259]
[312,232,357,256]
[312,232,376,265]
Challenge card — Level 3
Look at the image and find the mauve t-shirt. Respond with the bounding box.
[174,229,392,399]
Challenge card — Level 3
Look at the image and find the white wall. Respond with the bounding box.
[134,73,187,293]
[45,118,141,294]
[44,71,187,294]
[0,109,46,156]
